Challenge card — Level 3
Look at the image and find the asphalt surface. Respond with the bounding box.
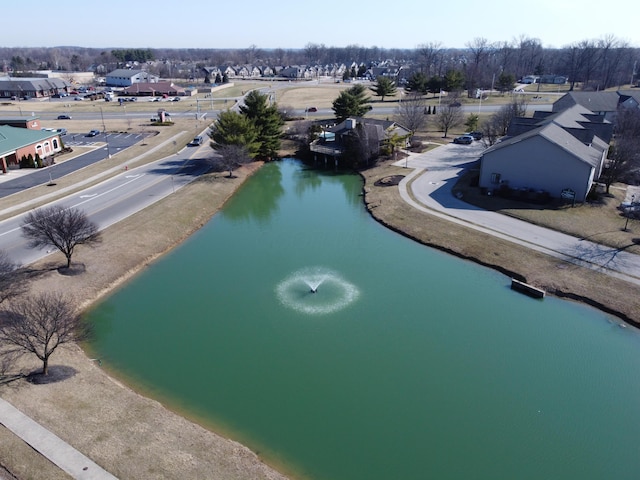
[394,141,640,286]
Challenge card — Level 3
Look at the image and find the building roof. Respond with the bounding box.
[484,122,603,169]
[0,77,70,92]
[121,82,185,95]
[106,69,145,78]
[0,125,59,156]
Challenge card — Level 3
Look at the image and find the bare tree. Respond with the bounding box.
[0,292,89,376]
[482,96,528,146]
[393,92,427,139]
[601,107,640,192]
[0,250,23,305]
[213,144,253,177]
[435,101,464,138]
[21,206,101,269]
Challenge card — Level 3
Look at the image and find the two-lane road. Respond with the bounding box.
[0,144,213,267]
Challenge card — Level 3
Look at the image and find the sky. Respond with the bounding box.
[3,0,638,51]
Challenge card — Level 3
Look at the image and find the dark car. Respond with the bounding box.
[453,135,473,145]
[85,129,100,137]
[306,106,317,112]
[467,131,483,140]
[57,114,72,120]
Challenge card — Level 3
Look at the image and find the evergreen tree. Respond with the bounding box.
[406,72,428,95]
[215,73,222,84]
[426,76,443,96]
[239,90,284,160]
[443,69,465,92]
[370,77,397,102]
[209,110,260,157]
[332,84,370,121]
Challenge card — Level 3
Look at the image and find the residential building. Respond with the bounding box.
[478,104,612,202]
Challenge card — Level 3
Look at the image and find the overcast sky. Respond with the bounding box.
[4,0,638,50]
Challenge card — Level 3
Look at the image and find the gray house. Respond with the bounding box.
[551,90,640,123]
[479,104,611,202]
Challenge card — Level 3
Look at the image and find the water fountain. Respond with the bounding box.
[276,266,359,315]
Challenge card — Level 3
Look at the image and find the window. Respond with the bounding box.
[490,173,501,184]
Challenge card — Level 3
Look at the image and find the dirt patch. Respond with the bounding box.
[374,175,404,187]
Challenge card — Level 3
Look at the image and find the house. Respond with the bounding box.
[121,81,186,97]
[310,117,411,165]
[478,104,611,202]
[0,77,70,99]
[105,69,159,87]
[0,123,63,173]
[552,90,640,123]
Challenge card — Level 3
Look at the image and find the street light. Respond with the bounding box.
[99,107,111,158]
[623,194,636,231]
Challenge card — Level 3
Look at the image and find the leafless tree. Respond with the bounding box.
[481,96,528,145]
[21,206,101,269]
[0,292,89,375]
[0,250,23,305]
[601,107,640,192]
[393,92,427,139]
[212,144,253,178]
[417,42,443,76]
[493,96,528,136]
[435,101,464,138]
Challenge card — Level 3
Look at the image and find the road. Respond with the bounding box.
[394,143,640,286]
[0,141,213,267]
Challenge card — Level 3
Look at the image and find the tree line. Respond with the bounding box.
[1,35,637,90]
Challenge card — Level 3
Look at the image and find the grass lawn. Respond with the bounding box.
[452,169,640,254]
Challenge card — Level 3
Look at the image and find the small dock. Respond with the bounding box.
[511,279,545,299]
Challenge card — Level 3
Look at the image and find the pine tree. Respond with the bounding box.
[209,110,260,157]
[370,77,397,102]
[332,84,370,121]
[239,91,284,160]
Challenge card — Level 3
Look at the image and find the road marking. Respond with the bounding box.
[79,194,97,198]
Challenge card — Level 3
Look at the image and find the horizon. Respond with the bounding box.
[3,0,638,51]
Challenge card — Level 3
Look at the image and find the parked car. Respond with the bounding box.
[306,106,317,112]
[188,136,203,146]
[85,130,100,137]
[467,131,483,140]
[453,135,474,145]
[57,114,72,120]
[56,128,68,135]
[172,96,181,102]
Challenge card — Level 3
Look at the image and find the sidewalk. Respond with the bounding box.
[0,397,118,479]
[394,144,640,286]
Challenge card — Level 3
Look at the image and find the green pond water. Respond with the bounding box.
[88,159,640,480]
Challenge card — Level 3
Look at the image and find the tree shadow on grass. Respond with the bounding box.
[57,263,86,276]
[26,365,78,385]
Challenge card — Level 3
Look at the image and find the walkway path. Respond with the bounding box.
[0,397,117,479]
[394,142,640,286]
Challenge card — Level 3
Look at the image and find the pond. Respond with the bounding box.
[88,159,640,480]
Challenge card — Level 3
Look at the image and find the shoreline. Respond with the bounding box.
[1,156,639,479]
[359,161,640,327]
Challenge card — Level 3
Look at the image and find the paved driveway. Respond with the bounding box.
[394,142,640,286]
